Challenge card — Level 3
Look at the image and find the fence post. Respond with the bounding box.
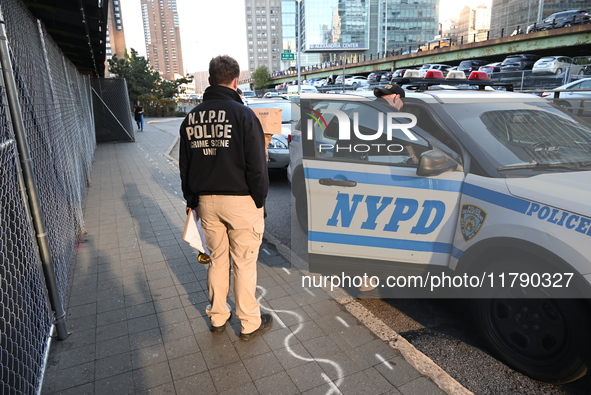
[501,28,504,37]
[0,5,69,340]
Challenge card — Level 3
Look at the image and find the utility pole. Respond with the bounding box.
[297,0,302,94]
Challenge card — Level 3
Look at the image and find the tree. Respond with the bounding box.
[158,75,194,99]
[252,66,270,90]
[108,48,160,101]
[109,49,195,116]
[108,49,194,99]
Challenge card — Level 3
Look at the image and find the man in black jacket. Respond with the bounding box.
[179,55,272,341]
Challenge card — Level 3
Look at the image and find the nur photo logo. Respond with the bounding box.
[304,107,418,154]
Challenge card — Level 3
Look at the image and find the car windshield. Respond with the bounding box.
[444,101,591,172]
[248,101,296,123]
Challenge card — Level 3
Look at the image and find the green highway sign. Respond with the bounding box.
[281,52,295,61]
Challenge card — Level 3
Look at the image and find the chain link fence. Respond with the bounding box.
[92,78,135,142]
[1,0,97,393]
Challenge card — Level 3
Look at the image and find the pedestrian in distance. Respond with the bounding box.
[133,101,145,131]
[178,55,273,341]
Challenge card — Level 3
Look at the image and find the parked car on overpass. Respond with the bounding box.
[419,37,452,52]
[526,9,591,33]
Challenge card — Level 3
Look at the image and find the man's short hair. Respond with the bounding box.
[209,55,240,86]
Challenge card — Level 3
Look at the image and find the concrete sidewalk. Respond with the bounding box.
[40,119,463,394]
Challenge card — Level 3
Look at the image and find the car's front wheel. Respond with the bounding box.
[555,68,563,75]
[471,256,591,383]
[473,297,590,383]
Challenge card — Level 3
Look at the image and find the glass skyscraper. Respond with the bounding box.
[378,0,439,54]
[292,0,439,66]
[304,0,370,51]
[254,0,441,72]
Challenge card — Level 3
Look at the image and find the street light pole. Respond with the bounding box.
[296,0,302,94]
[383,0,387,55]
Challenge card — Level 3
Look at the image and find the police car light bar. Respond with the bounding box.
[424,70,444,79]
[446,70,467,80]
[468,71,490,80]
[391,74,513,92]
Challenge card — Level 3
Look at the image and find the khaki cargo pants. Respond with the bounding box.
[199,195,264,334]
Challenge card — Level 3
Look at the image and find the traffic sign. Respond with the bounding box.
[281,52,295,61]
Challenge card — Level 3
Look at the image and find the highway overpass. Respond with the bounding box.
[270,24,591,85]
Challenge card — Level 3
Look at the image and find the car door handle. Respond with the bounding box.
[319,178,357,187]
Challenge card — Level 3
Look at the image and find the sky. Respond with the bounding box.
[120,0,491,74]
[120,0,249,73]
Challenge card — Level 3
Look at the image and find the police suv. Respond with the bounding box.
[288,73,591,383]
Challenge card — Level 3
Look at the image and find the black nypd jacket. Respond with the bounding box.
[179,85,268,208]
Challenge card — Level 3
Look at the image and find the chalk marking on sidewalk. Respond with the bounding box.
[376,353,393,370]
[303,287,315,297]
[321,373,344,395]
[262,248,271,255]
[281,267,291,275]
[335,316,349,328]
[257,286,344,395]
[261,231,473,395]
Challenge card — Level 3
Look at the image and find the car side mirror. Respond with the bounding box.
[416,150,458,177]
